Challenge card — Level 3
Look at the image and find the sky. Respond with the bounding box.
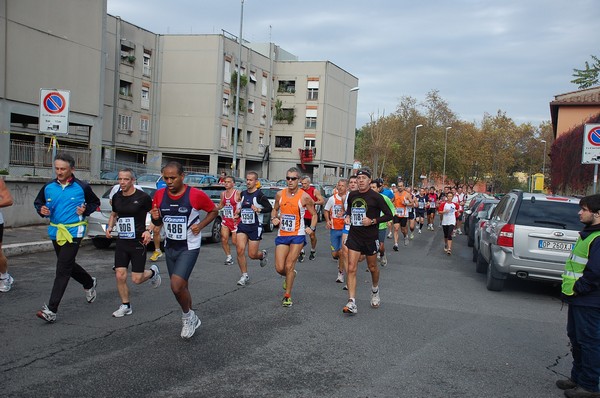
[107,0,599,129]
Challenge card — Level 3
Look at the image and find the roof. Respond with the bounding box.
[549,86,600,137]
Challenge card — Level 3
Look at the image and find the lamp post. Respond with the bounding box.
[411,124,423,189]
[541,139,547,176]
[232,0,245,178]
[343,86,360,176]
[442,126,451,187]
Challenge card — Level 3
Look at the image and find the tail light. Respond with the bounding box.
[97,206,101,211]
[497,224,514,248]
[479,220,486,229]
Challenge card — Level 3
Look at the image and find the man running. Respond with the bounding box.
[298,176,324,262]
[453,186,466,235]
[440,192,457,255]
[415,187,427,234]
[150,161,218,339]
[218,175,240,266]
[0,178,14,292]
[392,181,412,249]
[371,179,396,267]
[324,178,348,282]
[106,168,161,318]
[426,186,438,230]
[34,152,100,323]
[271,167,317,307]
[341,175,358,290]
[234,171,272,286]
[407,187,417,240]
[343,167,393,314]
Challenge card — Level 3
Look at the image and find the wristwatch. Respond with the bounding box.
[310,226,316,231]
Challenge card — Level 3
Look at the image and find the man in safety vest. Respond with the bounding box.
[558,194,600,397]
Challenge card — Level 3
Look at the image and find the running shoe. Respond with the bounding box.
[309,250,316,261]
[457,229,463,235]
[393,244,399,252]
[149,249,163,261]
[283,269,297,290]
[260,249,268,267]
[381,254,388,267]
[447,250,452,256]
[404,237,409,246]
[387,232,392,239]
[224,256,234,265]
[85,277,97,303]
[237,274,249,286]
[36,304,56,323]
[298,250,305,263]
[343,300,357,314]
[282,296,293,307]
[336,271,344,283]
[418,228,422,234]
[112,304,132,318]
[371,290,381,308]
[409,232,414,240]
[181,310,201,339]
[150,264,161,288]
[0,274,14,292]
[343,285,348,290]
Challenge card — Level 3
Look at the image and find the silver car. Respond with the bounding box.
[477,190,581,291]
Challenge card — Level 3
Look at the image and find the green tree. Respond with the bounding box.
[571,55,600,89]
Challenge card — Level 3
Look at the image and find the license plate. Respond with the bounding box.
[538,239,574,252]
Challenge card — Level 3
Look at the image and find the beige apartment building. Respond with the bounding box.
[0,0,359,183]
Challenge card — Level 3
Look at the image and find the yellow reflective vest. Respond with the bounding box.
[562,231,600,296]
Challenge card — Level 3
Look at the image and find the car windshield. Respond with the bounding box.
[261,188,280,199]
[516,199,581,230]
[137,174,160,182]
[101,186,156,199]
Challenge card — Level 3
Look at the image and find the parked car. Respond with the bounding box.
[465,197,499,247]
[137,173,164,187]
[477,190,581,291]
[260,186,284,232]
[100,170,119,181]
[472,203,498,271]
[184,174,218,187]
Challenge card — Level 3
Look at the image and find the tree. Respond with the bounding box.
[571,55,600,89]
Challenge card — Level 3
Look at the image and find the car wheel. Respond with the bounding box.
[486,260,505,291]
[476,250,488,273]
[209,217,222,243]
[472,246,478,262]
[91,237,113,249]
[467,233,474,247]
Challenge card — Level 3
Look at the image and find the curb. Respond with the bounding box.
[4,238,90,257]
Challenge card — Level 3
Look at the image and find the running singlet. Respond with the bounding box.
[277,189,306,237]
[393,191,412,218]
[324,193,345,230]
[221,189,239,221]
[426,193,438,209]
[303,186,317,220]
[111,189,152,240]
[345,189,393,242]
[153,185,215,250]
[416,194,427,211]
[238,189,269,231]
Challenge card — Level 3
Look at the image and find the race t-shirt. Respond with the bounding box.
[111,189,152,240]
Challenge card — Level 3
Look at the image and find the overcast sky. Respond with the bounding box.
[107,0,599,129]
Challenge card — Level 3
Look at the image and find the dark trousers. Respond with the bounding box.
[567,304,600,392]
[48,238,94,313]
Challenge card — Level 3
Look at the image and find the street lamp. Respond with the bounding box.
[411,124,423,189]
[343,86,360,177]
[442,127,451,187]
[541,139,547,176]
[232,0,245,178]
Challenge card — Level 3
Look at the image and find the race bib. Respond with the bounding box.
[430,200,436,208]
[351,207,366,226]
[333,204,343,218]
[396,207,406,217]
[117,217,135,239]
[241,208,256,224]
[280,214,296,232]
[164,215,187,240]
[418,201,425,209]
[223,205,234,219]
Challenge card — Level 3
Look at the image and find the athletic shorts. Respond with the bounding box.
[275,235,306,246]
[114,239,147,273]
[330,229,344,252]
[427,209,436,215]
[457,213,463,221]
[378,228,387,243]
[393,216,408,227]
[415,209,426,218]
[165,246,200,280]
[303,218,315,231]
[443,225,455,240]
[345,235,379,256]
[408,210,415,220]
[237,224,263,241]
[221,218,239,233]
[0,223,3,243]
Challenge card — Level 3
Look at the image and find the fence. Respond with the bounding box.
[10,140,91,170]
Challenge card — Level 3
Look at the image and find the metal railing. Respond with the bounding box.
[10,140,91,170]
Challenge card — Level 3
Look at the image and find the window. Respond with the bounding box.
[120,42,135,64]
[246,130,252,143]
[143,51,151,76]
[278,80,296,94]
[260,104,266,125]
[223,93,230,116]
[224,59,231,84]
[119,80,132,97]
[220,125,228,148]
[230,127,242,144]
[140,118,149,132]
[305,108,317,129]
[261,73,268,96]
[118,114,132,131]
[305,138,316,148]
[248,100,254,114]
[307,80,319,100]
[275,136,292,148]
[141,88,150,109]
[250,71,257,84]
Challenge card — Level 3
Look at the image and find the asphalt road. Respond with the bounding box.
[1,225,572,397]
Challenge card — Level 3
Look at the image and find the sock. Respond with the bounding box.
[182,309,193,318]
[349,297,355,303]
[311,249,315,253]
[149,270,156,278]
[122,302,131,308]
[284,293,291,299]
[372,286,379,293]
[0,272,7,279]
[242,272,248,277]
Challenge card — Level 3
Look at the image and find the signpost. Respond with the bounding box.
[39,89,70,160]
[582,124,600,193]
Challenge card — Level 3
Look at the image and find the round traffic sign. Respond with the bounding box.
[43,92,66,115]
[588,126,600,147]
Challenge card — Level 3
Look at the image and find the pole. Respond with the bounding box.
[343,87,359,177]
[232,0,244,178]
[595,164,598,194]
[541,139,547,176]
[411,124,423,189]
[442,127,451,187]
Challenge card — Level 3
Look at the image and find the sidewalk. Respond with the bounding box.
[2,224,85,257]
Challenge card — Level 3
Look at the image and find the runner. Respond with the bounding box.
[342,167,393,314]
[218,175,241,266]
[438,186,449,227]
[324,178,348,282]
[407,187,417,240]
[453,186,466,235]
[387,183,397,239]
[106,168,161,318]
[299,176,325,262]
[149,170,167,262]
[271,167,317,307]
[150,161,218,339]
[34,152,100,323]
[415,187,427,234]
[440,192,457,255]
[340,175,358,290]
[371,179,396,267]
[0,178,14,292]
[234,171,272,286]
[392,181,412,250]
[425,187,438,231]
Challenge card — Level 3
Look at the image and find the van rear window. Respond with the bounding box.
[516,200,581,230]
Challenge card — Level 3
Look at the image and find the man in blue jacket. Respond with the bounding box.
[559,194,600,398]
[34,153,100,323]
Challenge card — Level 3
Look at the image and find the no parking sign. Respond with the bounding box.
[39,89,70,134]
[582,124,600,164]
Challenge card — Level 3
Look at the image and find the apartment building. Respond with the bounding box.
[0,0,359,183]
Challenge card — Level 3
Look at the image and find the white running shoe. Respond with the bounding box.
[336,271,344,283]
[457,229,463,235]
[237,274,250,286]
[410,232,414,240]
[418,228,422,234]
[381,254,388,267]
[85,277,97,303]
[0,274,14,292]
[404,237,409,246]
[112,304,132,318]
[181,310,201,339]
[371,290,381,308]
[36,304,56,323]
[260,250,268,267]
[387,232,392,239]
[224,256,234,265]
[149,249,163,262]
[150,264,161,288]
[343,300,357,314]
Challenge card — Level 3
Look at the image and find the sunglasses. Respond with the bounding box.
[286,176,298,181]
